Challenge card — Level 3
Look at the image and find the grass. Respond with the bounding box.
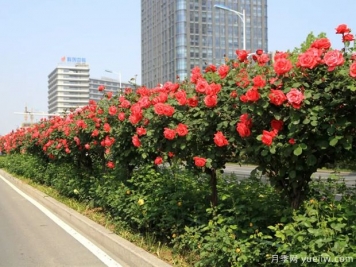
[7,174,192,267]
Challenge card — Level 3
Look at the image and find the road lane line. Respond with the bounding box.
[0,174,123,267]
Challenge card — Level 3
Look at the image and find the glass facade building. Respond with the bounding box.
[141,0,268,88]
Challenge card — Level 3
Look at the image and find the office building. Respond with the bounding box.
[48,63,135,115]
[48,63,90,115]
[141,0,268,88]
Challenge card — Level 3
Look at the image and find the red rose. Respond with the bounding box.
[252,75,266,88]
[213,131,229,147]
[271,119,283,132]
[91,129,99,137]
[103,123,111,132]
[349,62,356,78]
[136,127,147,136]
[154,156,163,165]
[311,38,331,50]
[256,49,263,55]
[269,89,287,106]
[343,33,354,42]
[204,94,218,108]
[106,91,113,99]
[230,90,238,98]
[196,79,209,94]
[239,94,248,102]
[218,64,229,79]
[236,49,248,62]
[245,88,260,102]
[168,152,175,158]
[323,50,345,71]
[289,138,296,145]
[132,135,141,147]
[118,112,126,121]
[297,48,321,69]
[286,88,304,109]
[261,130,275,146]
[98,85,105,91]
[187,96,199,107]
[239,113,252,128]
[163,128,176,140]
[274,51,288,61]
[106,161,115,169]
[175,90,187,105]
[84,143,90,150]
[236,122,251,138]
[108,106,117,116]
[335,24,350,34]
[120,99,131,109]
[274,58,293,75]
[257,53,270,66]
[193,156,206,167]
[190,66,202,83]
[206,83,221,95]
[129,112,143,124]
[205,64,217,73]
[162,104,175,116]
[176,123,188,137]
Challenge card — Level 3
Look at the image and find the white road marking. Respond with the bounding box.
[0,174,123,267]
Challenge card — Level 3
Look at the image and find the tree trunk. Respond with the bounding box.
[206,168,218,207]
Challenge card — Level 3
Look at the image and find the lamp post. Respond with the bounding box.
[105,69,122,88]
[214,4,246,51]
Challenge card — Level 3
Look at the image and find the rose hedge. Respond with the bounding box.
[1,24,356,208]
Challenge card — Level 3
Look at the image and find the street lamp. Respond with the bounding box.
[214,4,246,51]
[105,69,122,88]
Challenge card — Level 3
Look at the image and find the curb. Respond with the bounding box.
[0,169,172,267]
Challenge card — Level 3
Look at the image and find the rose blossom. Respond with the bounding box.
[240,113,252,127]
[136,127,147,136]
[176,123,188,137]
[349,62,356,78]
[269,89,287,106]
[274,58,293,75]
[335,24,350,34]
[343,33,355,42]
[236,122,251,138]
[154,156,163,165]
[271,119,283,132]
[132,135,141,147]
[204,94,218,108]
[289,138,296,145]
[261,130,275,146]
[323,50,345,71]
[245,88,260,102]
[311,38,331,50]
[193,156,206,167]
[163,128,176,140]
[218,64,229,79]
[214,131,229,147]
[286,88,304,109]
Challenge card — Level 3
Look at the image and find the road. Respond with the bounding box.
[0,175,124,267]
[224,164,356,187]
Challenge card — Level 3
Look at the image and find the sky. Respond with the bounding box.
[0,0,355,135]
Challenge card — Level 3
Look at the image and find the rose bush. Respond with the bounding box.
[1,24,356,208]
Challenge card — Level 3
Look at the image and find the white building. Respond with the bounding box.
[48,63,90,115]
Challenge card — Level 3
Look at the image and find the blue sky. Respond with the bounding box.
[0,0,355,135]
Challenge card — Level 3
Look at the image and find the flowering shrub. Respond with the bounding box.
[1,24,356,208]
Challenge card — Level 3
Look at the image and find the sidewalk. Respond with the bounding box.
[0,169,172,267]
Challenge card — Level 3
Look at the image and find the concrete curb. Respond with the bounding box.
[0,169,172,267]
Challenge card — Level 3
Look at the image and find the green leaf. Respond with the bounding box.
[293,146,303,156]
[289,170,296,179]
[261,150,268,156]
[306,155,317,166]
[316,140,328,149]
[311,121,318,126]
[329,138,338,147]
[269,146,276,154]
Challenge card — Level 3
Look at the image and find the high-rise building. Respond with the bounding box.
[48,64,135,115]
[48,63,90,115]
[141,0,268,88]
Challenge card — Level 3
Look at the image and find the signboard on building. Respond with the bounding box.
[61,56,86,63]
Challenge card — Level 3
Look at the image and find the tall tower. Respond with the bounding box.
[48,63,90,115]
[141,0,268,88]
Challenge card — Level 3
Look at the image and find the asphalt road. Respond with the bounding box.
[224,164,356,187]
[0,176,123,267]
